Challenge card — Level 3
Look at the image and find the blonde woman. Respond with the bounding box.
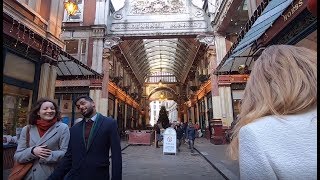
[228,45,317,180]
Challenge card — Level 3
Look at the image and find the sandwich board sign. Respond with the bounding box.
[163,127,176,155]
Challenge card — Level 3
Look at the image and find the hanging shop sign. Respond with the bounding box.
[107,0,212,37]
[282,0,304,21]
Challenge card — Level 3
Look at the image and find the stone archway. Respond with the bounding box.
[148,86,178,101]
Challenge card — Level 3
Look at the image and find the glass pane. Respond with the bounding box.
[81,39,86,54]
[3,84,32,138]
[65,40,79,54]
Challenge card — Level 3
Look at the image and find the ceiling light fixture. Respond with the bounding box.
[64,0,78,16]
[159,91,165,100]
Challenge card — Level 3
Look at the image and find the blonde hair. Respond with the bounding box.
[227,45,317,160]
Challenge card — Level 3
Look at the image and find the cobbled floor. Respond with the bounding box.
[119,144,226,180]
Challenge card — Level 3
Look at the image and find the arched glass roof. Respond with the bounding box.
[119,38,200,84]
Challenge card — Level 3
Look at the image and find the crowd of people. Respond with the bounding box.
[155,121,200,153]
[11,45,317,179]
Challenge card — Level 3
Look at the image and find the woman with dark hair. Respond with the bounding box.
[13,98,70,179]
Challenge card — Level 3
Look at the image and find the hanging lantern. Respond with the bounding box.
[307,0,317,17]
[64,0,79,16]
[159,92,164,99]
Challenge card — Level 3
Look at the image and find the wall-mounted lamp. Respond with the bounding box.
[64,0,79,16]
[238,64,248,74]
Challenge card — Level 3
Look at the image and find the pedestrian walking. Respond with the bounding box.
[183,121,188,144]
[48,95,122,180]
[228,45,317,179]
[175,124,184,152]
[12,98,70,180]
[155,122,162,148]
[180,122,186,143]
[186,122,196,153]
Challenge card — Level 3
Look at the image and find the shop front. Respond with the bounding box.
[54,89,89,127]
[205,92,213,139]
[108,92,116,117]
[3,47,41,138]
[230,83,246,121]
[3,25,60,170]
[3,32,43,168]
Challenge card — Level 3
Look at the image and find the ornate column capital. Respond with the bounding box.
[104,36,123,49]
[196,34,215,46]
[206,48,216,58]
[103,48,111,59]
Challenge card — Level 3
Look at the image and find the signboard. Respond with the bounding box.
[107,0,212,37]
[163,127,177,155]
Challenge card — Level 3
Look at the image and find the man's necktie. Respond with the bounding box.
[85,119,94,145]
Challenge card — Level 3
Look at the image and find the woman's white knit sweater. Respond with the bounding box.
[239,108,317,180]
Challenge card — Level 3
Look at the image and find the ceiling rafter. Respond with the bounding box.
[118,37,201,85]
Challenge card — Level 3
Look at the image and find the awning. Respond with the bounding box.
[215,0,294,74]
[56,51,102,80]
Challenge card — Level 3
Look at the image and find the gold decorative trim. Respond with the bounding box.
[108,81,140,109]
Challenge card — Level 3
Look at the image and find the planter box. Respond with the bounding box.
[128,130,154,145]
[211,136,226,145]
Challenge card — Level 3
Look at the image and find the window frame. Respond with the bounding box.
[64,38,88,64]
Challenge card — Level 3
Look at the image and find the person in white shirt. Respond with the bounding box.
[73,117,83,125]
[227,45,317,180]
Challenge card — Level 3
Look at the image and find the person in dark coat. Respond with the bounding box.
[187,122,196,153]
[48,95,122,180]
[175,124,184,152]
[155,122,161,148]
[183,122,188,143]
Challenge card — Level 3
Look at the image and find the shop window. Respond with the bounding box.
[207,94,213,121]
[65,40,78,54]
[3,84,32,137]
[4,52,35,83]
[63,0,84,22]
[60,94,73,127]
[108,98,115,117]
[80,39,87,62]
[65,39,87,64]
[233,99,241,120]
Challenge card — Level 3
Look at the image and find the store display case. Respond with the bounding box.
[3,83,32,169]
[3,84,32,137]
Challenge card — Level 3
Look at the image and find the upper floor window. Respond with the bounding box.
[65,39,87,64]
[63,0,84,22]
[145,72,177,83]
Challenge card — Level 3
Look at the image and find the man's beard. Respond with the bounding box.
[82,107,94,118]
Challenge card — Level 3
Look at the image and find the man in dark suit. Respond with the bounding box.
[48,95,122,180]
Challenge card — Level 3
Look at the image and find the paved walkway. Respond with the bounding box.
[3,138,239,180]
[121,142,226,180]
[194,138,240,180]
[3,141,130,180]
